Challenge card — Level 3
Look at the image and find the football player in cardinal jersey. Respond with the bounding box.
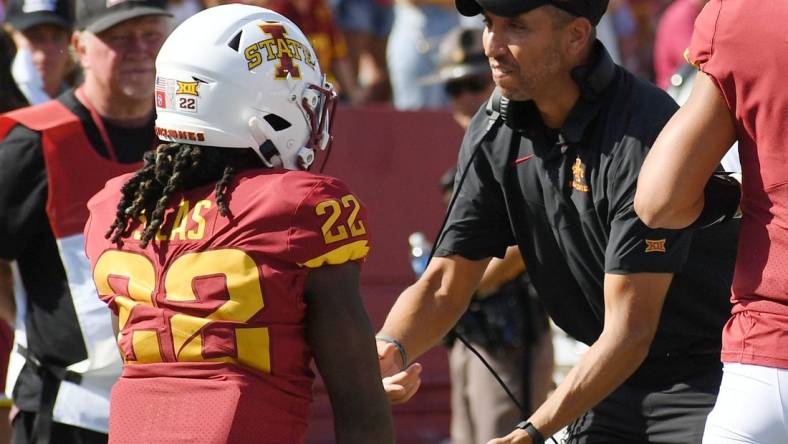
[83,5,394,443]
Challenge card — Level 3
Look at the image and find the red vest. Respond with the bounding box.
[0,100,141,238]
[0,98,144,432]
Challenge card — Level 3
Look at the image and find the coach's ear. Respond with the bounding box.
[562,15,594,64]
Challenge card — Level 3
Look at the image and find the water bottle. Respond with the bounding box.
[408,232,432,278]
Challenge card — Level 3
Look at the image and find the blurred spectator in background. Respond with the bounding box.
[598,0,639,67]
[653,0,705,90]
[3,0,75,104]
[166,0,203,25]
[387,0,457,110]
[0,28,28,112]
[332,0,393,103]
[0,0,171,441]
[423,28,554,444]
[1,3,75,441]
[422,27,490,127]
[626,0,670,80]
[266,0,365,104]
[0,23,25,444]
[0,65,13,434]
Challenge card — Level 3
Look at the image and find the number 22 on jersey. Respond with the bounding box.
[93,249,270,373]
[316,194,366,244]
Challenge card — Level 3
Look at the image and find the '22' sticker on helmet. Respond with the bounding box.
[243,22,317,79]
[155,77,200,113]
[175,80,199,113]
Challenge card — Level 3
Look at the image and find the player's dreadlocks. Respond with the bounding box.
[105,142,264,248]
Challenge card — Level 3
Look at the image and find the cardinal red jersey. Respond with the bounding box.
[84,168,371,443]
[687,1,788,368]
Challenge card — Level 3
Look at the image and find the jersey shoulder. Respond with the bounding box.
[274,171,370,268]
[84,173,135,258]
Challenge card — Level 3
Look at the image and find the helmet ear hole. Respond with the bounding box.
[263,114,292,131]
[227,30,242,52]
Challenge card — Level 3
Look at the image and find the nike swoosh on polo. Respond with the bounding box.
[514,154,534,165]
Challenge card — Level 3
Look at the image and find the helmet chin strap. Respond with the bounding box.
[249,116,276,167]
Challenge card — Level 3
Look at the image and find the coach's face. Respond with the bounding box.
[76,16,169,101]
[482,6,575,102]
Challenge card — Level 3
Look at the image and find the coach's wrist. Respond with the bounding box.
[515,421,545,444]
[376,335,408,370]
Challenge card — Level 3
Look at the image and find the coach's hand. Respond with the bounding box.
[487,428,531,444]
[378,341,422,404]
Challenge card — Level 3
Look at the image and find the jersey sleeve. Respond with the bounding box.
[605,140,692,274]
[685,0,720,70]
[287,175,371,268]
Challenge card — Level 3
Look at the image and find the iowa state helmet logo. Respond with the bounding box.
[244,22,316,79]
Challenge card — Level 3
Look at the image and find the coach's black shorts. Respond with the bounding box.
[564,365,722,444]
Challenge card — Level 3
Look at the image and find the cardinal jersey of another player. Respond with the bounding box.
[687,0,788,369]
[84,169,370,444]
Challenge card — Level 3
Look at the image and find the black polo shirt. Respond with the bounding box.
[436,42,738,370]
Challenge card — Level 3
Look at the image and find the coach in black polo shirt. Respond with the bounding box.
[375,0,739,442]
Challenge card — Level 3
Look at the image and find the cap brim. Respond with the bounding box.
[455,0,482,16]
[455,0,548,18]
[419,63,491,85]
[86,7,172,33]
[7,13,71,32]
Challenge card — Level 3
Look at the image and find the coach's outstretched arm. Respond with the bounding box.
[490,272,673,444]
[305,262,395,443]
[377,255,490,403]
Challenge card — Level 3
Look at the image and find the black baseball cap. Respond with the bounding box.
[455,0,609,26]
[75,0,171,33]
[5,0,73,32]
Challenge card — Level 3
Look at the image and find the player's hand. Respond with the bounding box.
[378,341,422,404]
[486,428,531,444]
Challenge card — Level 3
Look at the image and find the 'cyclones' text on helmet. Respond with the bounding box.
[154,4,336,170]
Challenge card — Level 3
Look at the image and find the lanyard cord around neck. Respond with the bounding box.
[75,86,120,162]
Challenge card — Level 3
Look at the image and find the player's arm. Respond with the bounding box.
[491,272,672,443]
[376,254,489,400]
[635,71,738,229]
[304,262,395,444]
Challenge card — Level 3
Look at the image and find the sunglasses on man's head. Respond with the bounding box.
[445,75,491,98]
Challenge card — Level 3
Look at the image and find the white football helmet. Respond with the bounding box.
[154,4,336,170]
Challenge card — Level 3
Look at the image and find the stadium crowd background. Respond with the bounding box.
[1,0,702,111]
[0,0,713,443]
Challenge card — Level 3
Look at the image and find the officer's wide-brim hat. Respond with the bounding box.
[420,27,490,85]
[5,0,73,31]
[76,0,172,33]
[455,0,609,26]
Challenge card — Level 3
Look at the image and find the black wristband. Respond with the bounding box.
[515,421,545,444]
[685,173,741,230]
[375,335,408,370]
